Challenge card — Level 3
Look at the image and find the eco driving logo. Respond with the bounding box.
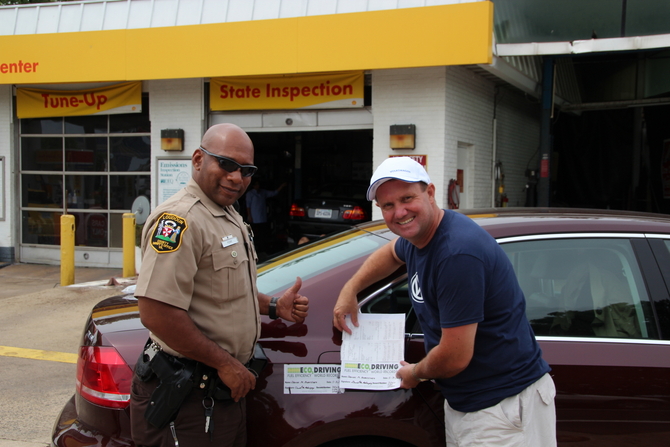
[410,272,424,303]
[287,366,340,374]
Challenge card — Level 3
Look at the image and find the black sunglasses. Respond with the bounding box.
[199,146,257,178]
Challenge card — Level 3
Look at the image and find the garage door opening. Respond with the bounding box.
[243,129,373,259]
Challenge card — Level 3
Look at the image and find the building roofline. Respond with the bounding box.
[496,34,670,57]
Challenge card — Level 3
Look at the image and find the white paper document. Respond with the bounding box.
[340,313,405,390]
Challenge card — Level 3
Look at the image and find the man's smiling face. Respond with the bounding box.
[192,124,254,208]
[375,179,440,248]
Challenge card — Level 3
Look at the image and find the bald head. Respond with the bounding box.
[193,123,255,207]
[200,123,254,155]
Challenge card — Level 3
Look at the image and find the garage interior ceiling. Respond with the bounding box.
[491,0,670,44]
[478,0,670,112]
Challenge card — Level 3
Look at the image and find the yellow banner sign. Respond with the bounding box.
[16,81,141,119]
[210,72,364,111]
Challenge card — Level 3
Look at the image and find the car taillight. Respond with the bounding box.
[290,203,305,217]
[343,206,367,221]
[76,346,133,409]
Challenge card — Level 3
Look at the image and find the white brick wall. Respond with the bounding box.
[445,66,496,208]
[445,67,540,209]
[371,66,540,218]
[494,88,541,207]
[371,67,448,219]
[0,85,14,258]
[146,79,205,207]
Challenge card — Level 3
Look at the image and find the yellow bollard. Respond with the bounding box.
[123,213,136,278]
[60,214,75,286]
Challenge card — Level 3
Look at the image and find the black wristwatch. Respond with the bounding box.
[268,296,280,320]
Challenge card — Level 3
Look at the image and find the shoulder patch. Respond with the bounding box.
[150,213,188,253]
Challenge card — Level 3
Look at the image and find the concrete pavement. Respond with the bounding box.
[0,262,130,300]
[0,263,137,447]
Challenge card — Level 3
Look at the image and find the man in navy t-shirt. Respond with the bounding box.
[333,157,556,446]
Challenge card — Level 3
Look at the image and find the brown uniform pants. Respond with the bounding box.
[130,373,246,447]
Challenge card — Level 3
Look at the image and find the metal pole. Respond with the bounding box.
[538,57,555,207]
[123,213,136,277]
[60,214,75,286]
[491,118,497,207]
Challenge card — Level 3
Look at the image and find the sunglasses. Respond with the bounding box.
[199,146,257,178]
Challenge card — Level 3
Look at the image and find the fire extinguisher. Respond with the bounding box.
[448,179,460,209]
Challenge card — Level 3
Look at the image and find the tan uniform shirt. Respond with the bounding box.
[134,178,260,364]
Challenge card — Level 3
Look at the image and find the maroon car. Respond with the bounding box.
[52,208,670,447]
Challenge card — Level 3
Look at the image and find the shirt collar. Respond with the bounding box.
[185,178,238,219]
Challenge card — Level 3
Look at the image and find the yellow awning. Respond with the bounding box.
[0,2,492,85]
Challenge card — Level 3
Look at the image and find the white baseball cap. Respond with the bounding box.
[366,157,431,201]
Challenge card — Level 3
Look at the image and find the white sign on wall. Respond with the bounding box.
[157,158,192,204]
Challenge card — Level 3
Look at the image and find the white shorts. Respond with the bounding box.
[444,373,556,447]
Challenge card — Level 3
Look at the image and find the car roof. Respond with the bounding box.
[355,207,670,239]
[466,207,670,238]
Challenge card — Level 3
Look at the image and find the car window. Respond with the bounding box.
[502,238,659,339]
[358,237,660,341]
[359,280,420,334]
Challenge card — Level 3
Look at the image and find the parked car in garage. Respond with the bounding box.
[288,182,371,242]
[53,208,670,447]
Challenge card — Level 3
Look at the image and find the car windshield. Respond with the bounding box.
[257,225,393,296]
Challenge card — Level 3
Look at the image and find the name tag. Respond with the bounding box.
[222,234,239,248]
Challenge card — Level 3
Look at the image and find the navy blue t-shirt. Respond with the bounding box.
[395,210,550,412]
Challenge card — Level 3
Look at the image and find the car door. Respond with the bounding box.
[359,276,447,447]
[499,233,670,446]
[360,233,670,446]
[643,235,670,337]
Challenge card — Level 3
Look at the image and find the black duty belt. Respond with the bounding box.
[142,340,233,401]
[138,339,267,431]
